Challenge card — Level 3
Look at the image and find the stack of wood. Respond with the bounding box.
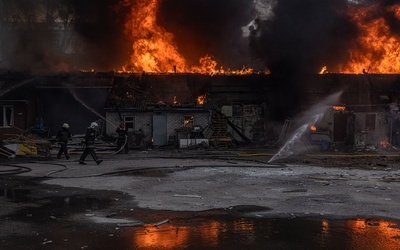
[204,114,233,149]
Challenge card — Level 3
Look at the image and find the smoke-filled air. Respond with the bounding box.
[268,91,343,163]
[0,0,399,74]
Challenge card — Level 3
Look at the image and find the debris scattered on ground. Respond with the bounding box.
[2,133,52,157]
[154,219,169,227]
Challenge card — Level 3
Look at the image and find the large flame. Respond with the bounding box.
[124,0,254,74]
[340,3,400,74]
[124,0,186,73]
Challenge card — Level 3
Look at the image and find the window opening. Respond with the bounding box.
[124,116,134,130]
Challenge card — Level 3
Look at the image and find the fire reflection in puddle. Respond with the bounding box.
[121,217,400,249]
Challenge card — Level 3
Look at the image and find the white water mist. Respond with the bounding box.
[67,84,117,128]
[0,79,36,97]
[268,91,343,163]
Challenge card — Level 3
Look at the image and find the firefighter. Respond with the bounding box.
[55,123,72,159]
[116,123,129,154]
[79,122,103,165]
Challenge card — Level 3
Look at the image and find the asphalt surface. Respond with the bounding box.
[1,148,400,248]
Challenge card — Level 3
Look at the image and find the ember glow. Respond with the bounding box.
[319,66,328,74]
[123,0,254,74]
[197,94,206,105]
[339,3,400,74]
[310,125,317,131]
[332,105,346,111]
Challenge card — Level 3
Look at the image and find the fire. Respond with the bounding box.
[319,66,328,74]
[125,0,186,73]
[332,105,346,111]
[124,0,255,75]
[310,125,317,131]
[340,3,400,74]
[379,138,390,149]
[197,94,206,105]
[378,138,398,151]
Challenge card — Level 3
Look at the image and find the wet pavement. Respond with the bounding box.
[2,189,400,250]
[1,149,400,249]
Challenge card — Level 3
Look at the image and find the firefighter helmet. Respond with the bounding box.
[90,122,98,128]
[62,123,69,129]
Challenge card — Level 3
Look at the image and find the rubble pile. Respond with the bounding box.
[1,134,52,158]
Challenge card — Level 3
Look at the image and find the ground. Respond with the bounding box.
[1,147,400,249]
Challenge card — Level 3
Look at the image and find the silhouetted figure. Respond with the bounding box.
[116,123,129,154]
[79,122,102,165]
[56,123,72,159]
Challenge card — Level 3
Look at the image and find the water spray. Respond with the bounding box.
[67,83,117,129]
[268,91,343,163]
[0,78,36,97]
[268,114,322,163]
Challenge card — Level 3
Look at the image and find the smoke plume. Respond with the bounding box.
[0,0,130,72]
[1,0,399,76]
[157,0,258,70]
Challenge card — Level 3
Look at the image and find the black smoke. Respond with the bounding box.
[249,0,357,75]
[0,0,130,73]
[157,0,259,70]
[2,0,400,77]
[243,0,400,118]
[156,0,390,118]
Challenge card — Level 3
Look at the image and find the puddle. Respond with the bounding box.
[2,186,400,249]
[4,204,400,250]
[119,216,400,250]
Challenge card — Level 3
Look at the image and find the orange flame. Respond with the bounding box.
[124,0,255,74]
[340,3,400,74]
[332,105,346,111]
[379,138,390,149]
[124,0,186,73]
[197,94,206,105]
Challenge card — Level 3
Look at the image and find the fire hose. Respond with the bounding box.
[113,134,128,155]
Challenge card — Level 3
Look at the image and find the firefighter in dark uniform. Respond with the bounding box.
[116,123,129,154]
[79,122,103,165]
[55,123,72,159]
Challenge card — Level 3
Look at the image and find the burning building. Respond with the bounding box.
[1,0,400,151]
